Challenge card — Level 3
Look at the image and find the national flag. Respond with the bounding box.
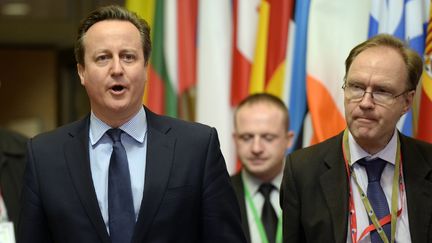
[417,1,432,142]
[368,0,429,136]
[196,0,236,173]
[286,0,310,150]
[230,0,260,106]
[231,0,293,105]
[306,0,370,144]
[177,0,198,121]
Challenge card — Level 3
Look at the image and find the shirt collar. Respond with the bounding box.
[348,129,398,165]
[89,107,147,145]
[241,168,283,196]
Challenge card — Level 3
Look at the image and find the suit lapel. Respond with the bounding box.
[400,135,432,242]
[63,117,111,243]
[319,134,349,243]
[133,109,175,242]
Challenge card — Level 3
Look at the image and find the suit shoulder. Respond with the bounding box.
[400,134,432,162]
[161,115,211,130]
[401,134,432,149]
[289,133,342,162]
[149,111,215,138]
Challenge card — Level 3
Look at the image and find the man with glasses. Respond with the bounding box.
[280,34,432,243]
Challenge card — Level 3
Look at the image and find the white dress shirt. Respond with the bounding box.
[242,170,283,243]
[346,129,411,243]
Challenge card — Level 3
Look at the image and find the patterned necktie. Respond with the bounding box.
[259,183,278,243]
[358,158,391,243]
[106,128,135,243]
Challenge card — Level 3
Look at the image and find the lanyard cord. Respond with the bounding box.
[243,182,282,243]
[342,129,403,243]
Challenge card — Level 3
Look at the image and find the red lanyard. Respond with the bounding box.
[342,130,404,243]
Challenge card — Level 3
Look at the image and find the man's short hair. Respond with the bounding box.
[234,93,290,131]
[344,34,422,91]
[74,5,151,66]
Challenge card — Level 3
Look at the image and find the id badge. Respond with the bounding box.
[0,222,15,243]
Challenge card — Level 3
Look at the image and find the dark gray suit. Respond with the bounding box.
[18,108,246,243]
[0,128,26,231]
[281,132,432,243]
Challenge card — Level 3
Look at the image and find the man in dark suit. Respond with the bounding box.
[0,128,26,235]
[17,5,246,243]
[281,34,432,243]
[231,93,293,243]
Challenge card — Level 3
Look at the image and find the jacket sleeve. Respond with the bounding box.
[201,128,247,243]
[280,154,305,243]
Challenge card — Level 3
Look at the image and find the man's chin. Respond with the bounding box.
[351,128,378,141]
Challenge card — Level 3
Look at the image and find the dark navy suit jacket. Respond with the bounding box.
[18,108,246,243]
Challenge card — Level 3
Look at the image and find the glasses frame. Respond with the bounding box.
[342,82,412,105]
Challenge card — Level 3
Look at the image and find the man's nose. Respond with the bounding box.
[251,137,264,153]
[110,57,124,75]
[359,91,375,108]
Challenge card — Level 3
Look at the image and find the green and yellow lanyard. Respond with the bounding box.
[342,129,404,243]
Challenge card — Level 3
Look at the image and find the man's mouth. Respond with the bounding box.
[111,85,125,91]
[355,116,377,124]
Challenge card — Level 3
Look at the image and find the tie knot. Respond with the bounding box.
[357,158,387,182]
[106,128,123,143]
[259,183,275,199]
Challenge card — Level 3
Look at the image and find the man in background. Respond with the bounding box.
[0,128,26,239]
[18,5,246,243]
[281,34,432,242]
[231,93,293,243]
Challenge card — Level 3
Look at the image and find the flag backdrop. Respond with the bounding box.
[368,0,429,136]
[126,0,432,174]
[418,2,432,142]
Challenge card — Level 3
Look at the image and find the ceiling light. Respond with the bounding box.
[2,3,30,16]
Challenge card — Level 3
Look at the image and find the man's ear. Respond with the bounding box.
[77,63,85,85]
[285,131,294,150]
[402,90,415,115]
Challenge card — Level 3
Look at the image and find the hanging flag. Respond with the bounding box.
[285,0,310,150]
[417,1,432,142]
[153,0,178,117]
[231,0,293,105]
[306,0,370,144]
[196,0,236,173]
[368,0,429,136]
[248,1,270,94]
[177,0,198,121]
[230,0,261,106]
[265,0,293,98]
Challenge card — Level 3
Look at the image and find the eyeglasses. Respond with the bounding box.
[342,82,411,106]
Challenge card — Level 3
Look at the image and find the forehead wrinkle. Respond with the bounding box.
[347,46,407,91]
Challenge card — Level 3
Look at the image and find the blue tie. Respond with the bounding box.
[358,158,391,243]
[106,129,135,243]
